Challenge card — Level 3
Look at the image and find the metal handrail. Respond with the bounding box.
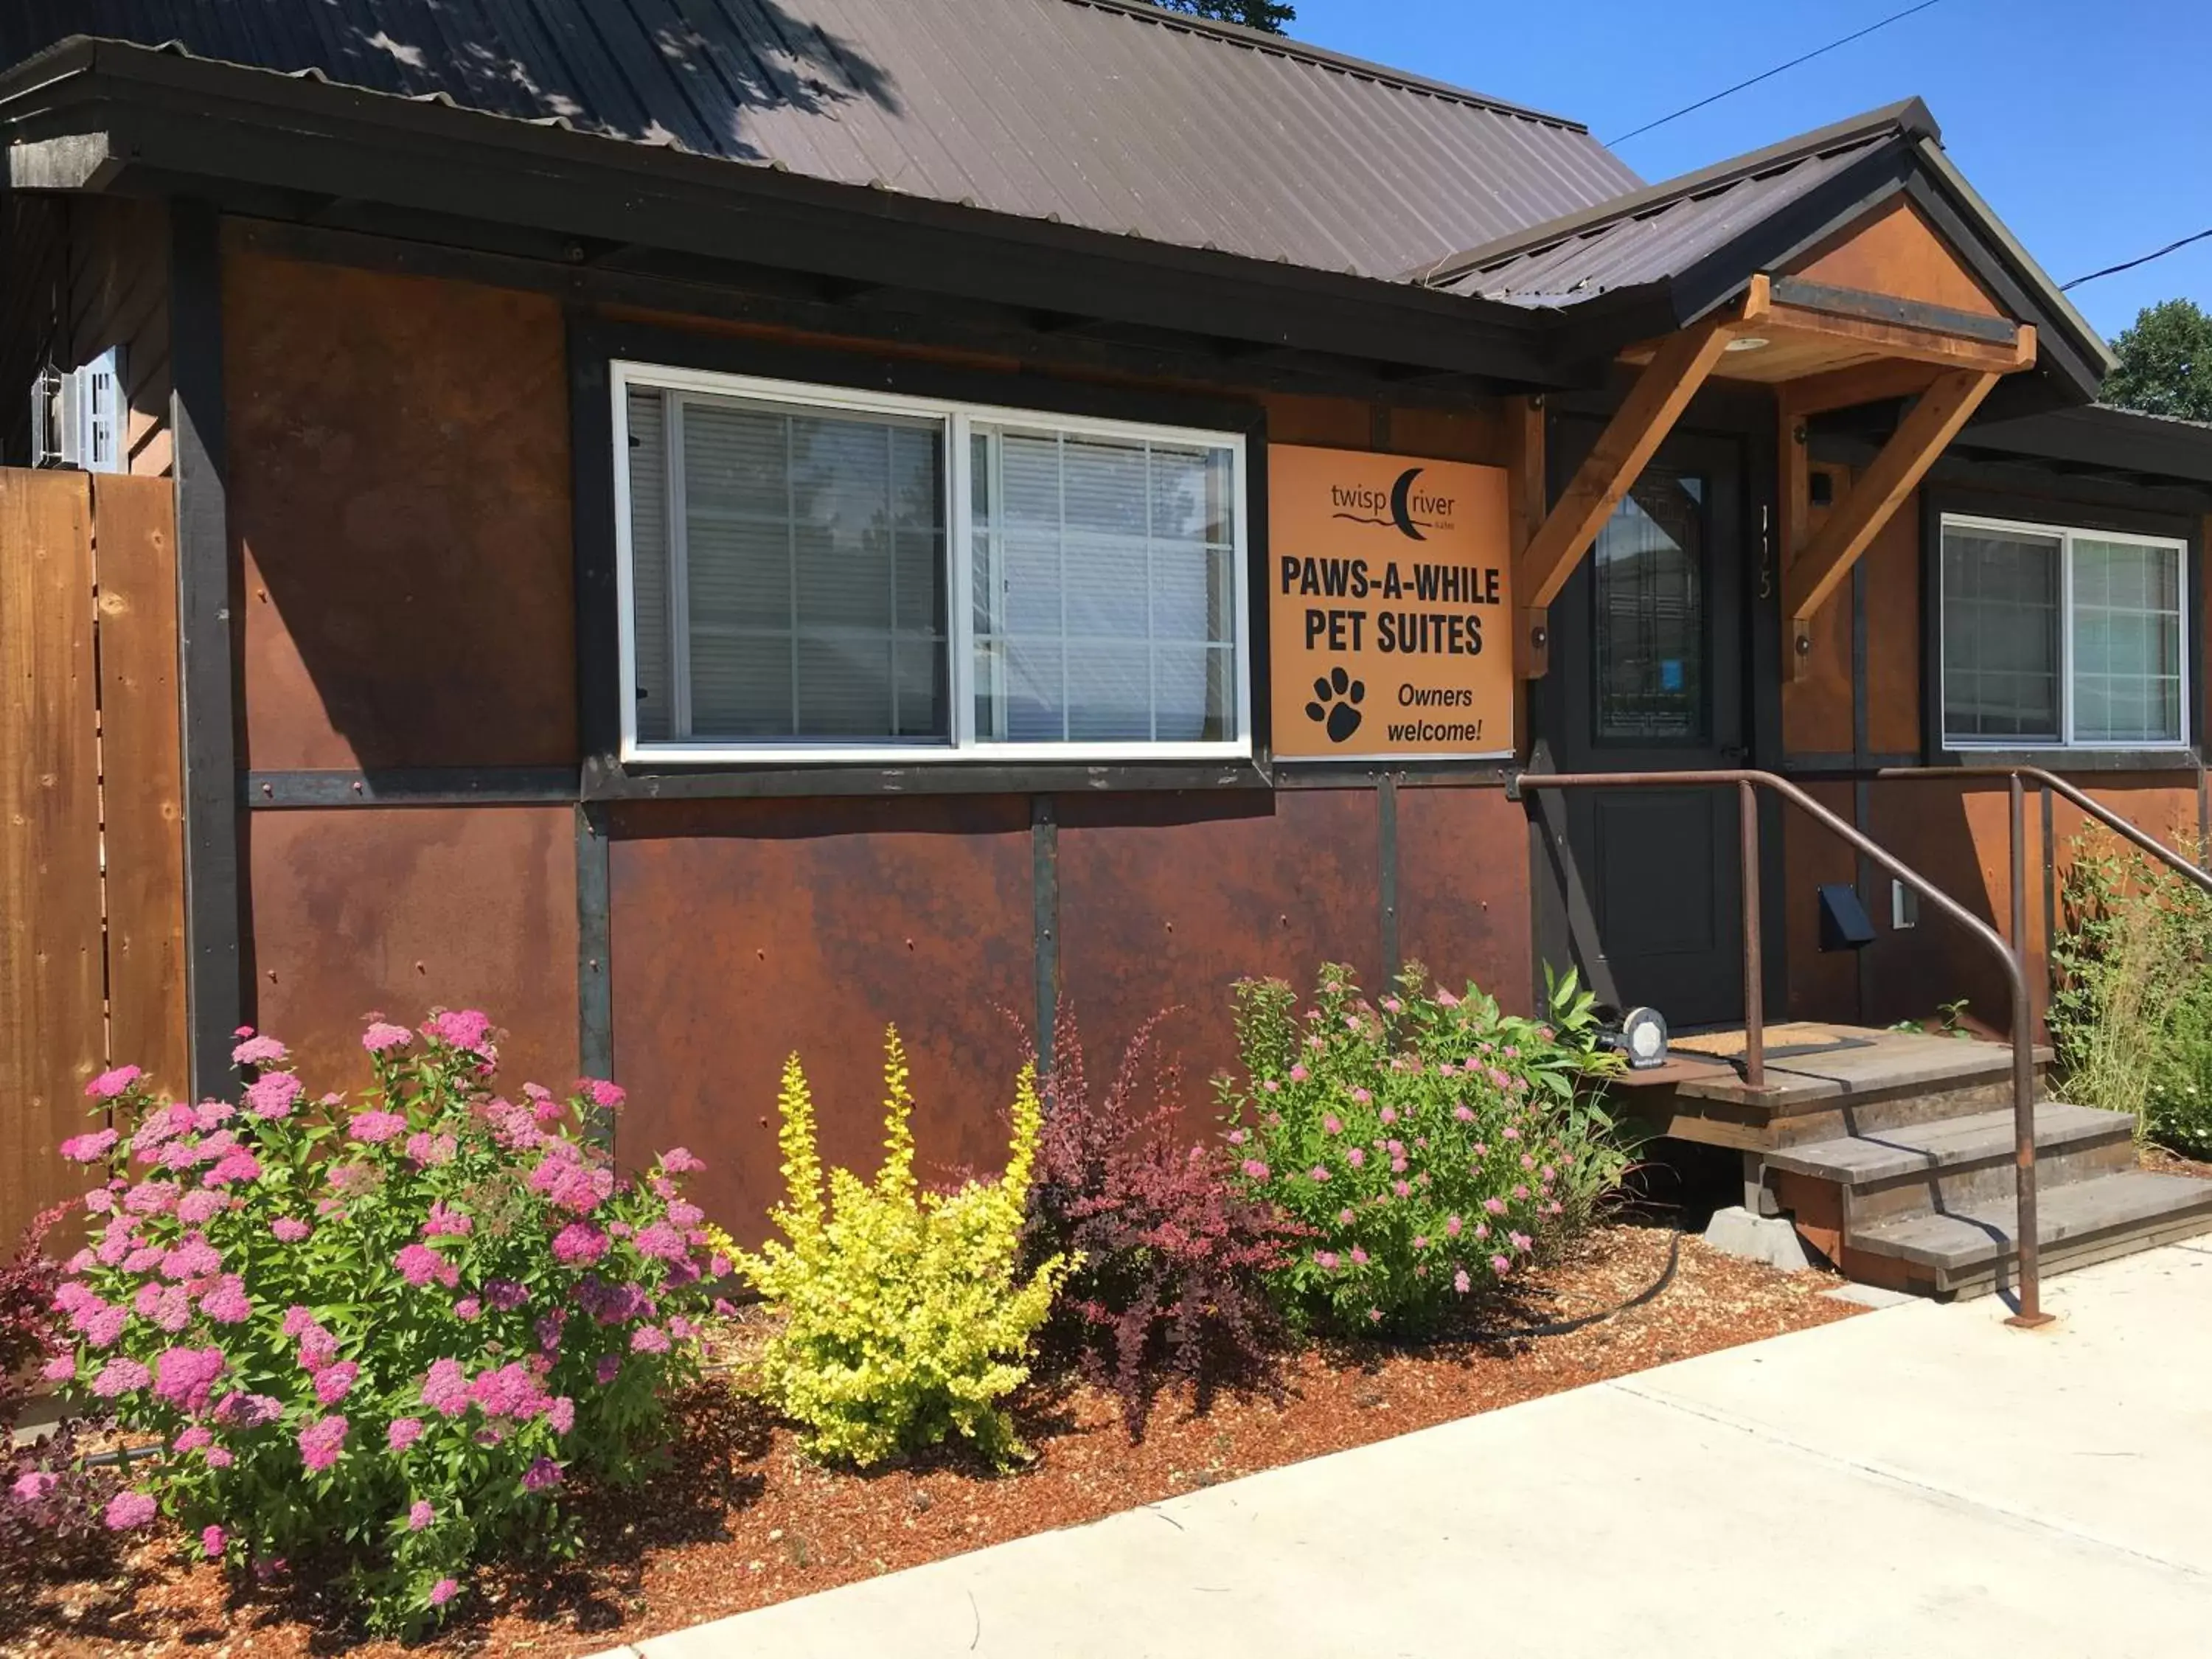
[1877,765,2212,897]
[1514,767,2050,1326]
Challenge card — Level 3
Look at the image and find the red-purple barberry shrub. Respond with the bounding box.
[40,1012,726,1635]
[1021,1012,1298,1439]
[1,1206,118,1573]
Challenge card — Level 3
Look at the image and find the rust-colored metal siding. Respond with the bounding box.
[226,244,576,770]
[607,798,1036,1239]
[1055,789,1382,1116]
[248,807,580,1097]
[1396,785,1534,1015]
[1781,780,1859,1020]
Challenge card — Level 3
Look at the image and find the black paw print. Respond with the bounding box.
[1306,666,1366,743]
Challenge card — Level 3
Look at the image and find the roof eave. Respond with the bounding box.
[0,39,1583,386]
[1405,97,1938,288]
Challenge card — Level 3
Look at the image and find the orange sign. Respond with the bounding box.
[1267,445,1514,761]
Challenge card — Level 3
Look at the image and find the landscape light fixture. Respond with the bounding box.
[1724,335,1770,352]
[1599,1006,1670,1071]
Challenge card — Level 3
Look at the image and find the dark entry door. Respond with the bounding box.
[1537,428,1749,1029]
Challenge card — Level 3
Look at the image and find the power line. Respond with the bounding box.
[1607,0,1945,146]
[2062,226,2212,291]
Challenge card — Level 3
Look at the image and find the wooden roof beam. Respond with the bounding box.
[1781,364,2008,678]
[1514,277,1769,676]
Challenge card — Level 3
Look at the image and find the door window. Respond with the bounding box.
[1594,466,1708,742]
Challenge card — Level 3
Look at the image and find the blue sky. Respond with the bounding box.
[1287,0,2211,345]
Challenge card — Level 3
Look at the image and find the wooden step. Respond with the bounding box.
[1846,1171,2212,1296]
[1765,1102,2131,1186]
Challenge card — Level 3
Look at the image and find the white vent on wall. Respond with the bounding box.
[30,347,127,473]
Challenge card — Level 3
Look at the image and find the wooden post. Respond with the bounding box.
[1783,366,2005,677]
[1506,395,1548,678]
[1513,300,1754,678]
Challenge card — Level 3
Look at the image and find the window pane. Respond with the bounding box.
[1594,466,1705,742]
[2073,538,2183,744]
[972,428,1238,745]
[669,397,947,745]
[1942,524,2060,741]
[625,389,673,741]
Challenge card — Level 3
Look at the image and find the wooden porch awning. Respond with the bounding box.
[1512,196,2042,679]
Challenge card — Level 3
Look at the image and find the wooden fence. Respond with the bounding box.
[1,468,186,1243]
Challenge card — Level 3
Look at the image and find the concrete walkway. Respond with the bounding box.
[606,1243,2212,1658]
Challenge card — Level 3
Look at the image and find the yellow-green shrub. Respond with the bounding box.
[729,1032,1068,1468]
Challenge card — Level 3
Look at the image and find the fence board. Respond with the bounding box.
[94,474,187,1096]
[1,470,102,1240]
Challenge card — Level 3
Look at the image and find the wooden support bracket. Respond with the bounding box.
[1782,365,2006,677]
[1513,278,1768,678]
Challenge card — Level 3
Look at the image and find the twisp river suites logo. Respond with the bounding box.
[1267,445,1513,762]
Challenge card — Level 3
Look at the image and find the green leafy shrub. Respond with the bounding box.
[2052,829,2212,1155]
[731,1032,1069,1469]
[1217,963,1626,1334]
[40,1013,717,1635]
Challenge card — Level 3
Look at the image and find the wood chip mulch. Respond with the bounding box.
[2141,1141,2212,1180]
[2,1217,1858,1659]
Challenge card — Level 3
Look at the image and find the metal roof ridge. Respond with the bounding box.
[1403,97,1939,288]
[1050,0,1590,131]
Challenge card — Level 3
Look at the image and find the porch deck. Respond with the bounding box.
[1615,1023,2212,1297]
[1610,1023,2047,1154]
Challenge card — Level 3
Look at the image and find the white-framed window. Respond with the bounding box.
[612,363,1251,763]
[1940,513,2190,751]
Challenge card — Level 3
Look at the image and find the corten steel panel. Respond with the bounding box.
[1871,774,2198,1037]
[0,4,1638,285]
[248,807,579,1101]
[1781,782,1860,1021]
[1054,790,1382,1127]
[92,475,189,1095]
[1865,494,1923,755]
[1788,198,2003,318]
[0,471,103,1241]
[1385,406,1508,467]
[227,246,576,770]
[1863,777,2013,1031]
[608,797,1034,1241]
[1259,393,1374,451]
[1394,786,1534,1015]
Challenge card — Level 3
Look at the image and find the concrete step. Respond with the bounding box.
[1847,1170,2212,1297]
[1766,1102,2132,1186]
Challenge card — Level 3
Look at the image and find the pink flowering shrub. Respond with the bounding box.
[40,1014,717,1635]
[1219,964,1627,1334]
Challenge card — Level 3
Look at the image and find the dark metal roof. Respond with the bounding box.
[1414,100,1937,305]
[0,0,1642,283]
[1958,404,2212,490]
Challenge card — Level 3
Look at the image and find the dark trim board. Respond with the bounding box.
[574,804,613,1141]
[170,198,243,1102]
[581,759,1276,801]
[1767,276,2021,344]
[243,768,582,807]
